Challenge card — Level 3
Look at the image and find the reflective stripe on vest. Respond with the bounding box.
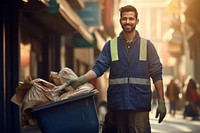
[139,38,147,61]
[110,37,118,61]
[110,37,147,61]
[110,37,149,85]
[109,77,150,85]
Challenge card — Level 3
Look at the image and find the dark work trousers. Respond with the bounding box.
[102,110,151,133]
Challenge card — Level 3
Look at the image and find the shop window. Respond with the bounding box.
[19,38,41,81]
[19,42,31,81]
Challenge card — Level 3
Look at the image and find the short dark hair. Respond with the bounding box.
[119,5,138,19]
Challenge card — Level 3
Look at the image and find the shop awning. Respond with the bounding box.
[72,30,107,49]
[74,33,96,48]
[42,0,94,43]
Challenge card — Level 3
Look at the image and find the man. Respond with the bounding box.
[65,5,166,133]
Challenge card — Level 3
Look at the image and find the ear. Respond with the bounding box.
[136,19,139,25]
[119,18,122,24]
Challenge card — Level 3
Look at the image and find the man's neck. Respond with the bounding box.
[123,30,136,43]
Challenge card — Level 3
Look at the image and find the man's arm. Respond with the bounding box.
[84,70,97,82]
[154,80,164,99]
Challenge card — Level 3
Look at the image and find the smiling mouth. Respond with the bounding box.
[124,24,132,28]
[124,25,131,29]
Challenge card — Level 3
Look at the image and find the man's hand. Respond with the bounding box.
[66,75,87,90]
[155,99,166,123]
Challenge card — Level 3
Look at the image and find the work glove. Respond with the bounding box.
[155,98,166,123]
[55,75,87,92]
[65,75,87,90]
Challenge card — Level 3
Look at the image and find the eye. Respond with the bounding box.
[121,17,127,21]
[128,17,135,21]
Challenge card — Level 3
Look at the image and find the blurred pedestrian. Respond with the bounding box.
[63,5,166,133]
[184,78,200,120]
[186,79,200,106]
[166,79,180,116]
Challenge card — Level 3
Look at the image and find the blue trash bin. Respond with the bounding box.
[31,90,99,133]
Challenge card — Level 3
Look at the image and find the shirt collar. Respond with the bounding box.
[119,30,140,43]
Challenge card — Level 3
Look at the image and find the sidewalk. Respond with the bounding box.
[150,108,200,133]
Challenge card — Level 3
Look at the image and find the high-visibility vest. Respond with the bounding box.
[109,37,150,86]
[110,37,147,61]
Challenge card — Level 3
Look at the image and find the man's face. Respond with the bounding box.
[120,11,139,33]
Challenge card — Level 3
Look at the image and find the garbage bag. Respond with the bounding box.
[11,76,33,106]
[11,77,56,127]
[51,67,94,101]
[49,71,62,86]
[59,67,78,83]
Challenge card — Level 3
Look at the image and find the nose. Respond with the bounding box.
[126,19,130,23]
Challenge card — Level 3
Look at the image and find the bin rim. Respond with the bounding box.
[31,90,98,113]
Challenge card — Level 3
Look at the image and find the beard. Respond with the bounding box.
[121,24,136,33]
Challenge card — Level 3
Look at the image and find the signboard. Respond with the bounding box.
[49,0,59,14]
[77,1,101,26]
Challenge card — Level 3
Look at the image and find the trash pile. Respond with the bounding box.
[11,67,94,127]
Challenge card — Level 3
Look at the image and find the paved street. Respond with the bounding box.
[21,108,200,133]
[150,108,200,133]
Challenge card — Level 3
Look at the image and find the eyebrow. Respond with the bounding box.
[121,17,135,20]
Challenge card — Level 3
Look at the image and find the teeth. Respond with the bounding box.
[125,25,131,27]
